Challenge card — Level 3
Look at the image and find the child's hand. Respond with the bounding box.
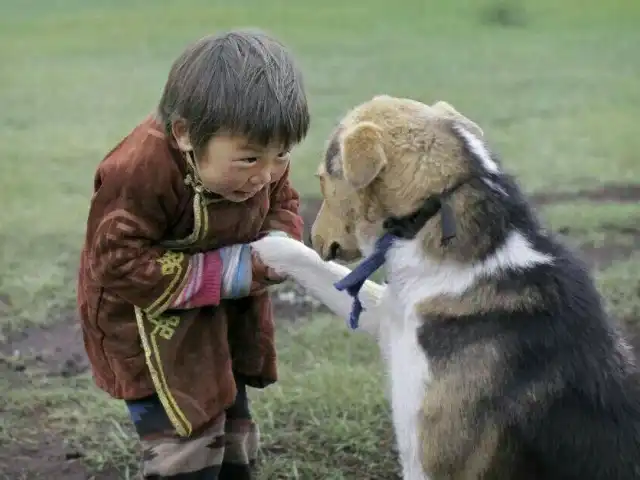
[250,230,291,288]
[218,232,291,300]
[251,249,288,286]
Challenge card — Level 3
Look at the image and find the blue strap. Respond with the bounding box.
[333,233,395,329]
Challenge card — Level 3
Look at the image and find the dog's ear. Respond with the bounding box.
[432,101,484,138]
[340,121,387,190]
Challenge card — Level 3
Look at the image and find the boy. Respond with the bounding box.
[76,29,309,479]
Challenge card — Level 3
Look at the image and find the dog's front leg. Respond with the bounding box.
[309,256,385,337]
[251,236,385,338]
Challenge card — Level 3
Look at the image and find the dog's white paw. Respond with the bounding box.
[251,236,321,275]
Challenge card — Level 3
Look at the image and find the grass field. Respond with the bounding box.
[1,0,639,478]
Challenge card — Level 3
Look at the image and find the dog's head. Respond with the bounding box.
[311,94,495,263]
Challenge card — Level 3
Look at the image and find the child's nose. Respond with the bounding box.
[250,169,271,185]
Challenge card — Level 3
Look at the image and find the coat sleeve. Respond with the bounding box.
[260,164,303,241]
[86,160,223,317]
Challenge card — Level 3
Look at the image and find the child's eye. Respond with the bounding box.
[276,151,291,160]
[241,157,259,164]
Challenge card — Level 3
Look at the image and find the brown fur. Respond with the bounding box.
[418,342,503,478]
[310,95,520,477]
[417,281,544,317]
[311,95,496,264]
[310,95,569,479]
[300,94,640,479]
[418,339,565,479]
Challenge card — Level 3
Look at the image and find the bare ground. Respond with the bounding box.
[1,183,639,479]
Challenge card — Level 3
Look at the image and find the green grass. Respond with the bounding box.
[1,316,397,479]
[1,0,640,330]
[539,201,640,247]
[597,254,640,324]
[1,0,639,477]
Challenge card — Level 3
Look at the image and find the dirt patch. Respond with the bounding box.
[298,196,323,245]
[0,436,121,480]
[1,284,330,380]
[2,320,89,377]
[579,242,638,270]
[300,192,640,270]
[301,183,640,239]
[302,183,640,221]
[0,292,11,314]
[622,315,640,350]
[0,357,125,479]
[555,224,640,270]
[531,183,640,206]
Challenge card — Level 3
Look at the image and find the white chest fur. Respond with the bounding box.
[380,288,431,480]
[378,231,553,480]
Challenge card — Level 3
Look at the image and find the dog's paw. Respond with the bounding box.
[251,236,321,275]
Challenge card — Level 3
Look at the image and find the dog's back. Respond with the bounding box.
[419,232,640,479]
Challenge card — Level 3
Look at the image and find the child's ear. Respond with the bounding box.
[171,118,193,152]
[340,122,387,190]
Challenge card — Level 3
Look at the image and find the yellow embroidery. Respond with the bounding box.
[134,308,192,437]
[157,251,184,276]
[149,314,180,340]
[130,153,212,438]
[145,257,190,318]
[160,185,209,248]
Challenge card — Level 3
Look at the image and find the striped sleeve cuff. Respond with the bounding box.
[219,244,253,299]
[171,251,222,309]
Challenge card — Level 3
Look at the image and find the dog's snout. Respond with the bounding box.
[328,242,341,260]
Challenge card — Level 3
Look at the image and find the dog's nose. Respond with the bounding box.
[328,242,342,260]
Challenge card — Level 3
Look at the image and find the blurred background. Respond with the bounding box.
[1,0,639,478]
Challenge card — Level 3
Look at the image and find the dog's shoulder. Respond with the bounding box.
[417,233,640,478]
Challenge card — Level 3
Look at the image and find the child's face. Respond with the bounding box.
[173,123,291,202]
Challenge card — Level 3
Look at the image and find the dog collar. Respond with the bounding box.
[334,177,473,330]
[333,233,395,329]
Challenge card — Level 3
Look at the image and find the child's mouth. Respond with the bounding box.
[234,186,263,197]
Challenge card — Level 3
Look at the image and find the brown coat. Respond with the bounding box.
[76,116,303,437]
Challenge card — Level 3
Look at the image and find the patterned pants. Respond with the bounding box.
[125,377,259,479]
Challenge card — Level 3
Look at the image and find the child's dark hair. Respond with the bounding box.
[158,29,310,153]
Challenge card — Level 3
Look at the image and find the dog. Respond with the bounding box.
[252,95,640,479]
